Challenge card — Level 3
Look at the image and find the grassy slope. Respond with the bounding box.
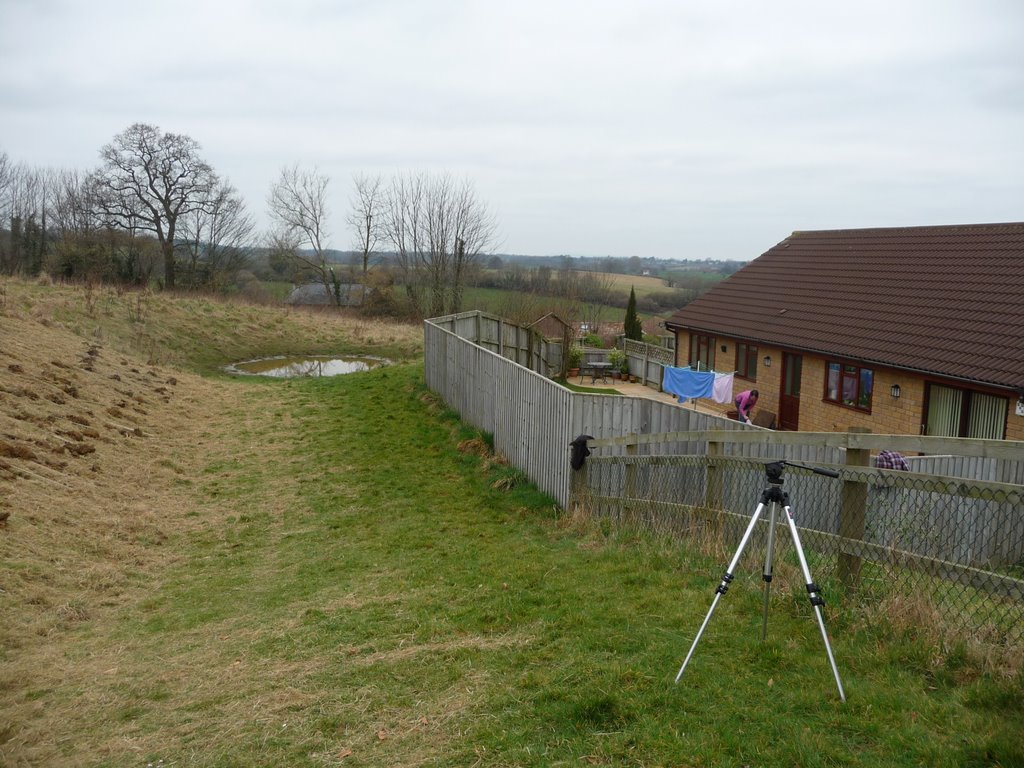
[1,279,1021,767]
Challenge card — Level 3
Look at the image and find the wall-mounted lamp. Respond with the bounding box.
[763,355,771,368]
[721,345,728,353]
[890,384,901,399]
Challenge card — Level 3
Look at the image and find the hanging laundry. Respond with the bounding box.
[663,366,715,403]
[711,372,735,404]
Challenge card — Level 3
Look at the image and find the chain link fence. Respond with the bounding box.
[575,454,1024,646]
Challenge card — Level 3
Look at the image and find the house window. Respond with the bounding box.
[825,361,873,411]
[737,342,758,380]
[925,384,1007,439]
[689,333,716,371]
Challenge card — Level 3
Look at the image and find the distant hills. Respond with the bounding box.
[275,249,746,275]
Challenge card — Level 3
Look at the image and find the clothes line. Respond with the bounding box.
[662,366,736,405]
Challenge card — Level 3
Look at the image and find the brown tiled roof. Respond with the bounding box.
[665,222,1024,390]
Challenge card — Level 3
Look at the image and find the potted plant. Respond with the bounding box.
[607,348,626,379]
[566,345,583,377]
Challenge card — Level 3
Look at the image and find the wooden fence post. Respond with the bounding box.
[570,459,587,512]
[839,428,871,590]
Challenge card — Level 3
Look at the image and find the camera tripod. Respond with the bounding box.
[674,461,847,702]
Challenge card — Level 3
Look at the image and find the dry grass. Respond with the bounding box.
[0,278,423,764]
[0,309,241,763]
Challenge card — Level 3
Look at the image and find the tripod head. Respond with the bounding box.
[764,460,840,485]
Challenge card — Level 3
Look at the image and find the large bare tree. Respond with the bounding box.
[89,123,219,290]
[347,172,384,277]
[266,165,342,303]
[380,172,497,317]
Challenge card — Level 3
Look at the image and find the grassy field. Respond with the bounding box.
[1,279,1021,766]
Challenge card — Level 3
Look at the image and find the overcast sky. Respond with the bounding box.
[2,0,1022,261]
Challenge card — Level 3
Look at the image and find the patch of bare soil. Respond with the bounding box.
[0,309,234,761]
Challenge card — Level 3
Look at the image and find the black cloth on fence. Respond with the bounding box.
[570,434,594,471]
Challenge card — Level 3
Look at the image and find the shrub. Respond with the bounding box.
[607,347,626,372]
[567,345,584,368]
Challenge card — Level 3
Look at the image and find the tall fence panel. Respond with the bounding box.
[907,454,1024,486]
[425,319,574,505]
[429,310,558,377]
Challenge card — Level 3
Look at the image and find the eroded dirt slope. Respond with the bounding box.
[0,307,228,692]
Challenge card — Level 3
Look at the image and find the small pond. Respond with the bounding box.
[226,354,390,378]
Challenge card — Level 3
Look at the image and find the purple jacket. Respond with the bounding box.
[735,390,758,419]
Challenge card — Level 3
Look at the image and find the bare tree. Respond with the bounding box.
[88,123,219,290]
[49,168,94,239]
[347,172,384,277]
[0,151,12,223]
[48,167,108,280]
[264,227,302,280]
[267,165,341,303]
[179,180,255,290]
[380,171,498,318]
[0,160,47,276]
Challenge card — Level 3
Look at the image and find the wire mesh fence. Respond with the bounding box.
[576,454,1024,647]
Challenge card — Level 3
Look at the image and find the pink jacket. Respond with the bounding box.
[735,390,758,419]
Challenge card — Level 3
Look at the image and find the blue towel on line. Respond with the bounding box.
[663,366,715,403]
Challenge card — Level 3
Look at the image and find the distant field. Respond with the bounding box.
[460,286,658,328]
[465,268,723,324]
[595,272,669,295]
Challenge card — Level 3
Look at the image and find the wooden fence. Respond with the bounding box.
[623,338,674,387]
[427,310,562,376]
[424,314,754,506]
[424,312,1024,627]
[424,311,1024,507]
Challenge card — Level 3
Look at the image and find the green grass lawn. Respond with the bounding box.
[53,364,1024,766]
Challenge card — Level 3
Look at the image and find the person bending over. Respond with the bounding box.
[735,389,759,424]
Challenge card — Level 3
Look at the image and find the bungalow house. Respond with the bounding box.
[664,223,1024,440]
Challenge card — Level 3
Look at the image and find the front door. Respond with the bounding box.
[779,353,802,431]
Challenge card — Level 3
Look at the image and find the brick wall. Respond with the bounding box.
[679,332,1023,439]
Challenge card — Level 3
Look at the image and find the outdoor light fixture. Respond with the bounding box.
[721,345,728,353]
[763,355,771,368]
[890,384,901,399]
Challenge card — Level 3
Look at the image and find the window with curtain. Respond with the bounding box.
[926,384,1007,439]
[825,361,874,412]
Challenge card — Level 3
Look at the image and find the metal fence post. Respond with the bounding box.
[839,428,871,590]
[706,437,724,511]
[624,440,638,521]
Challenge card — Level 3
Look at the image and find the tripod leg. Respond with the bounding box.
[675,502,767,683]
[782,505,847,702]
[760,502,779,641]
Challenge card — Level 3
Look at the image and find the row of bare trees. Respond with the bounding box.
[0,127,254,290]
[266,167,498,316]
[2,123,499,318]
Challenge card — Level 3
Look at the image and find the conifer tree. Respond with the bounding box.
[624,286,643,340]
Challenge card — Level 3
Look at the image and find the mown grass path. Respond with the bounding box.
[46,363,1023,767]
